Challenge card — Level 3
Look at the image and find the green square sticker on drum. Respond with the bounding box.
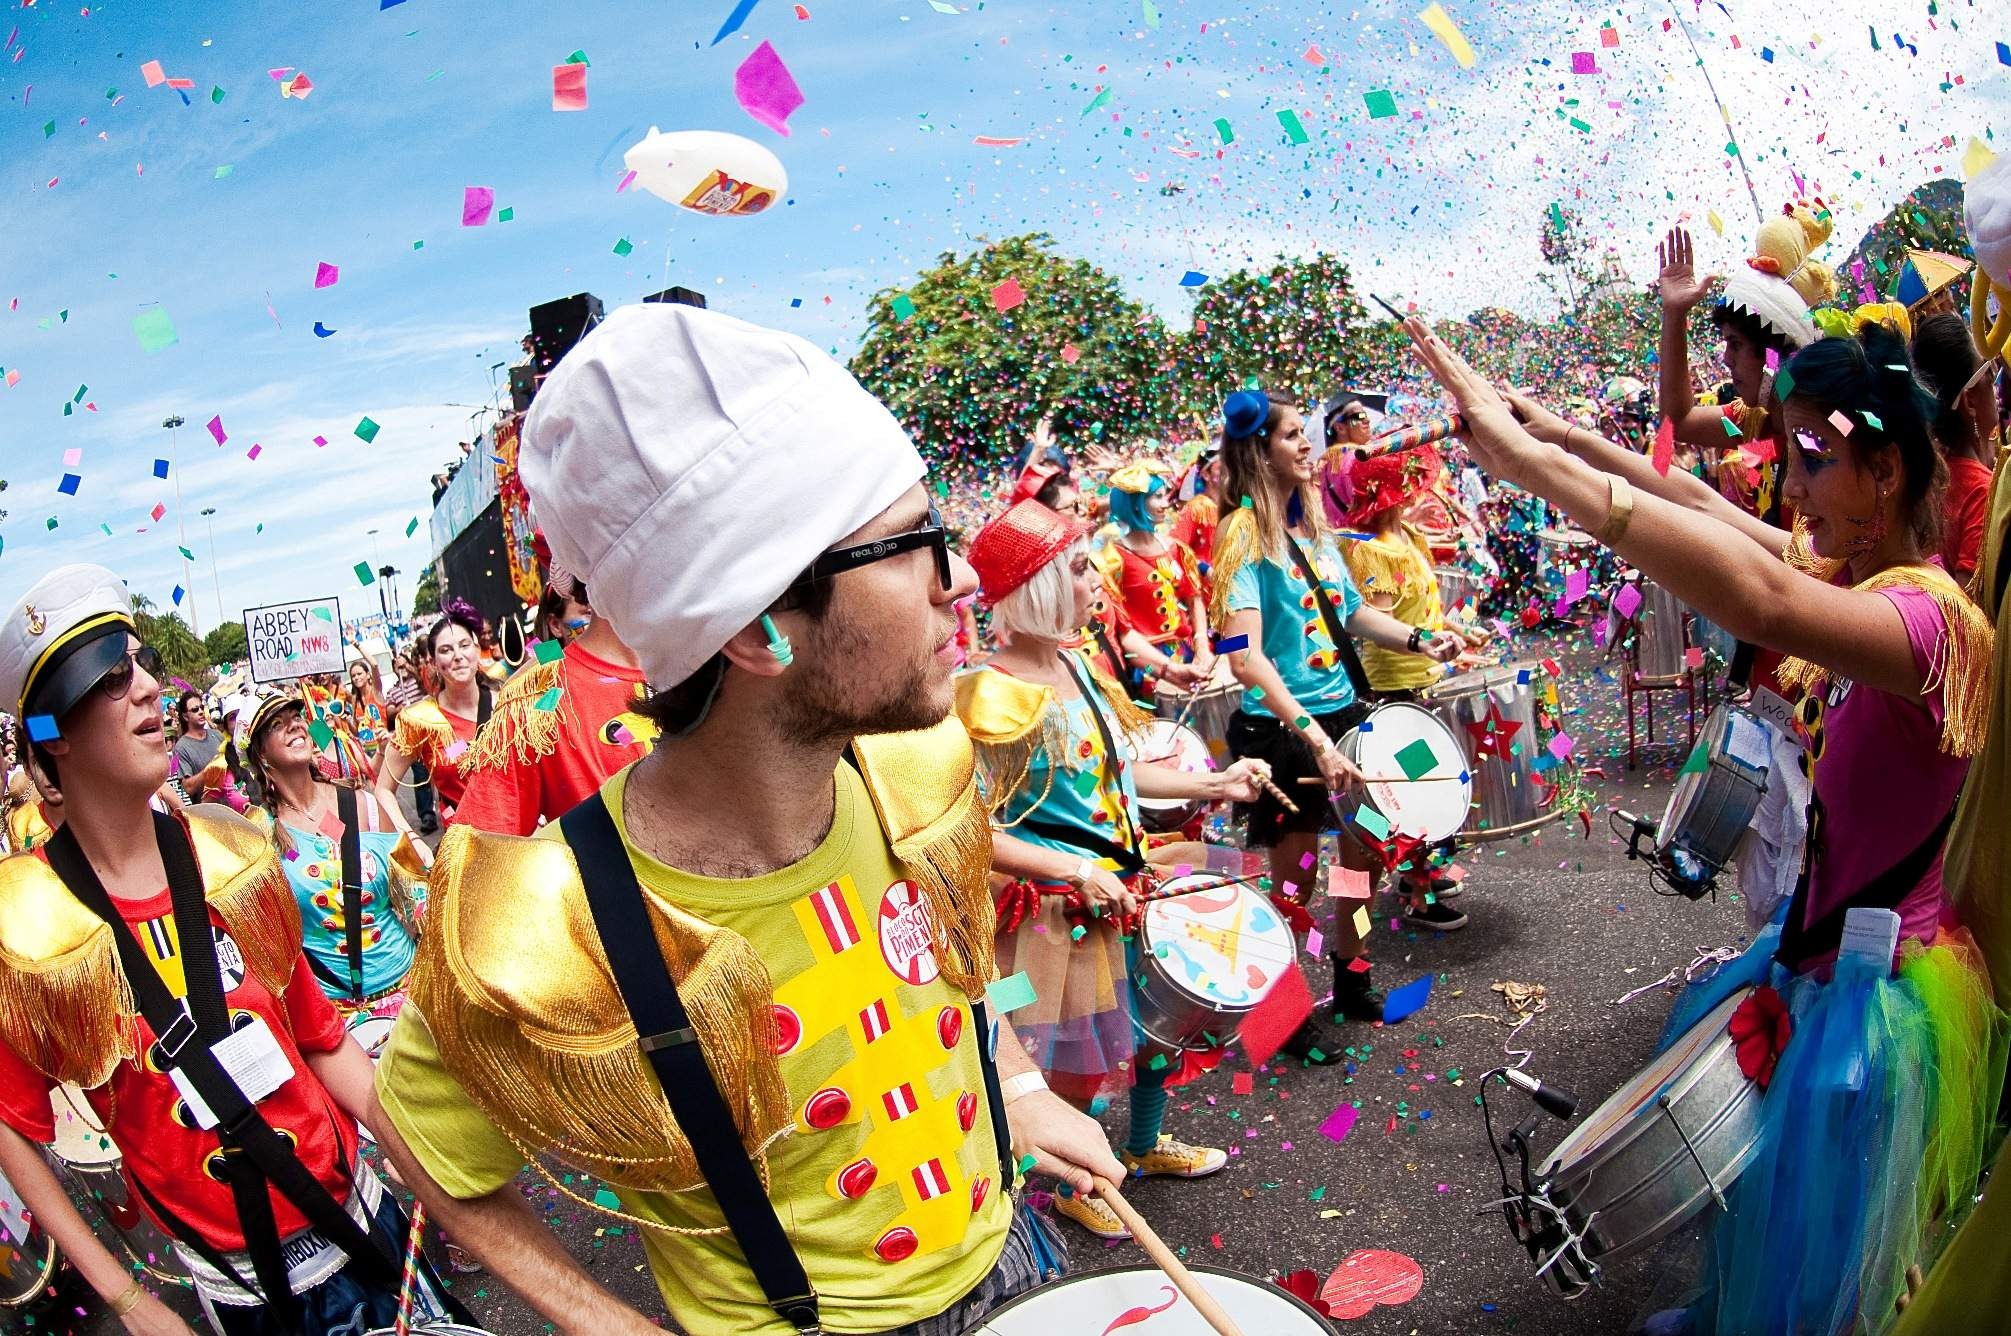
[1679,739,1711,776]
[1394,737,1438,780]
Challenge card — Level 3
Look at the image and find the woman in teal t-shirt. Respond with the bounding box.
[1208,390,1460,1046]
[243,693,426,1010]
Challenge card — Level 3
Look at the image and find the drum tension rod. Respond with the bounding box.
[1658,1093,1729,1213]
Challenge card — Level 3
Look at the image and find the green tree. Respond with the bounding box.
[411,565,441,617]
[203,621,247,668]
[1177,253,1371,410]
[850,235,1183,493]
[131,596,213,693]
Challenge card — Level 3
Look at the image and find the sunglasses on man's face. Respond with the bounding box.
[1341,412,1370,424]
[800,506,954,591]
[96,645,163,703]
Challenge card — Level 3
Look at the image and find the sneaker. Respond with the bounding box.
[1330,957,1386,1023]
[1431,874,1463,899]
[1279,1017,1344,1065]
[1121,1135,1228,1179]
[1402,899,1469,932]
[1053,1188,1130,1239]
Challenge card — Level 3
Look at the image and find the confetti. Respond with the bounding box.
[132,306,177,353]
[734,41,804,137]
[1417,3,1476,68]
[462,185,495,227]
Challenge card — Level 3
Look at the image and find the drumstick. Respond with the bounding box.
[1252,769,1300,814]
[1093,1177,1247,1336]
[1295,774,1463,785]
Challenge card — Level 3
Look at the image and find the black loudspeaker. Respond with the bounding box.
[509,365,538,414]
[643,286,708,309]
[527,292,605,371]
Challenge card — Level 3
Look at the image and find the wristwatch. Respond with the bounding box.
[1406,626,1427,653]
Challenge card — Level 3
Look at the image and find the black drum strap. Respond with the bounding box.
[1775,803,1957,973]
[558,794,820,1334]
[336,785,366,1003]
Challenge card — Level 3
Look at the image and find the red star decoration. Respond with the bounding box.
[1466,702,1523,760]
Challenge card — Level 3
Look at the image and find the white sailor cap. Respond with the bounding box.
[0,564,136,726]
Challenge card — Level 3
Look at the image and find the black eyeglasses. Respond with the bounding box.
[799,507,954,591]
[96,645,163,703]
[1341,412,1370,424]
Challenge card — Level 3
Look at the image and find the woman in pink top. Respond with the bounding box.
[1404,316,1999,1336]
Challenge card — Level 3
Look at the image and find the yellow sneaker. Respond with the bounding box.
[1052,1188,1130,1239]
[1120,1135,1229,1179]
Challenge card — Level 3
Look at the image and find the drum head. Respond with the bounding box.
[1656,704,1771,853]
[1141,881,1294,1012]
[48,1087,119,1167]
[966,1265,1335,1333]
[1347,704,1472,844]
[1136,719,1211,814]
[1540,986,1754,1177]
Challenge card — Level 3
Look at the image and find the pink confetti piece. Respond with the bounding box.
[733,40,804,137]
[462,185,495,227]
[206,415,226,445]
[991,278,1026,312]
[973,135,1024,147]
[614,168,637,193]
[149,503,166,522]
[246,444,262,461]
[552,62,588,111]
[1318,1103,1360,1144]
[1827,409,1854,437]
[62,447,81,467]
[1570,51,1598,74]
[1548,731,1574,760]
[140,58,164,87]
[313,261,339,288]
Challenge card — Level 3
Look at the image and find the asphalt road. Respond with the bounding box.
[36,629,1761,1336]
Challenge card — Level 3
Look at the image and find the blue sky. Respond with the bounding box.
[1,0,2004,629]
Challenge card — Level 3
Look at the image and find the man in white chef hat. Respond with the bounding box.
[372,304,1116,1336]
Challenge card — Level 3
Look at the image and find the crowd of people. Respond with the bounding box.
[0,187,2006,1336]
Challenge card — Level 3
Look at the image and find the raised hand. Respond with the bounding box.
[1655,226,1718,313]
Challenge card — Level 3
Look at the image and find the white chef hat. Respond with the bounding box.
[519,304,924,689]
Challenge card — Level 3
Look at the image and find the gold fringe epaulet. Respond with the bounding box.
[457,657,565,778]
[404,822,791,1195]
[1341,532,1411,603]
[956,669,1070,826]
[1077,649,1155,739]
[1777,557,1996,758]
[382,830,428,938]
[392,699,456,763]
[852,718,997,998]
[1207,506,1264,628]
[0,806,302,1089]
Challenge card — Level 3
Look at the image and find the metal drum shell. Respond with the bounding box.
[1132,878,1294,1053]
[1657,704,1770,874]
[1611,573,1688,681]
[1424,663,1563,842]
[47,1088,191,1288]
[1155,657,1241,765]
[1329,703,1473,848]
[0,1166,56,1308]
[1134,719,1211,833]
[1533,988,1765,1292]
[966,1264,1337,1334]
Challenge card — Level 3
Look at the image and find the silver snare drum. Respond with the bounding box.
[967,1264,1336,1333]
[1134,719,1213,833]
[1133,876,1296,1052]
[1658,703,1770,880]
[1425,661,1564,842]
[1525,987,1765,1296]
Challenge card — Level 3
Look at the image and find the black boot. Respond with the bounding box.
[1330,954,1387,1024]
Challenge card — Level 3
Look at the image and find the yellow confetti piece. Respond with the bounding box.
[1417,3,1475,68]
[1706,209,1725,236]
[1352,905,1372,937]
[1964,136,1997,182]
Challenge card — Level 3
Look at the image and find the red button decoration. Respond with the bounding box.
[957,1090,978,1132]
[873,1227,918,1264]
[970,1174,991,1214]
[772,1004,802,1056]
[936,1005,963,1050]
[802,1087,850,1130]
[835,1158,878,1199]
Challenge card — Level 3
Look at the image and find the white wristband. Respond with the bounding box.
[1000,1072,1049,1105]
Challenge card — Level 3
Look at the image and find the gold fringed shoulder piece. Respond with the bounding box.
[0,853,137,1088]
[853,718,998,998]
[186,806,305,1004]
[955,668,1069,824]
[458,658,566,778]
[1340,533,1413,604]
[405,822,792,1194]
[1207,506,1264,629]
[1078,650,1155,740]
[1777,562,1996,758]
[391,699,455,763]
[383,831,427,939]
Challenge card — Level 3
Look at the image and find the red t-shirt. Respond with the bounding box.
[1107,541,1202,647]
[1943,456,1992,586]
[453,642,652,835]
[0,891,354,1251]
[1168,495,1219,573]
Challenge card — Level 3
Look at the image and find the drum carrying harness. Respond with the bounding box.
[45,814,414,1334]
[1010,651,1151,876]
[558,758,1016,1336]
[300,785,370,1003]
[1282,530,1374,702]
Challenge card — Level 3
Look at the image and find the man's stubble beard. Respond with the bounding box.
[777,621,952,746]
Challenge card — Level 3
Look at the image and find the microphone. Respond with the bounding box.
[1503,1067,1578,1120]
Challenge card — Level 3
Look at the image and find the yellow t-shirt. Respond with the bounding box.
[375,762,1012,1334]
[1344,524,1446,693]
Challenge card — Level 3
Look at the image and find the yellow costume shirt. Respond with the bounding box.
[375,761,1011,1334]
[1343,523,1446,693]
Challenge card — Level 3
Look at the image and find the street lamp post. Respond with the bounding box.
[367,528,387,622]
[200,507,224,630]
[162,415,201,636]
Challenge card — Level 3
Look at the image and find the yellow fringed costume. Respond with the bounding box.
[955,652,1153,828]
[400,715,997,1197]
[0,807,308,1090]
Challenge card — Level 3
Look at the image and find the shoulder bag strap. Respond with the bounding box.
[1775,802,1959,973]
[476,681,494,728]
[1055,652,1150,867]
[558,794,820,1334]
[336,785,366,1002]
[1280,531,1374,700]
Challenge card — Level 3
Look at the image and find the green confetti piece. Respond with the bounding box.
[533,686,563,711]
[211,85,226,104]
[565,49,590,65]
[1363,89,1397,119]
[1276,109,1308,145]
[1394,737,1438,780]
[1862,410,1883,431]
[984,970,1038,1014]
[593,1188,621,1210]
[1017,1154,1038,1175]
[1721,413,1744,438]
[1353,804,1391,840]
[1141,0,1159,27]
[498,206,514,222]
[612,236,633,256]
[178,546,195,561]
[1569,117,1593,133]
[355,416,380,443]
[1213,117,1234,144]
[308,720,334,750]
[354,561,376,585]
[891,294,917,322]
[213,164,233,178]
[405,516,419,537]
[132,306,178,354]
[1773,365,1796,401]
[1678,738,1710,777]
[1069,924,1087,941]
[1081,86,1112,117]
[42,120,55,138]
[534,638,565,665]
[312,606,335,621]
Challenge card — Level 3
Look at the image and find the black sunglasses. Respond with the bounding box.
[799,507,953,591]
[97,645,163,703]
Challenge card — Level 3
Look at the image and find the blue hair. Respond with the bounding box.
[1108,476,1166,533]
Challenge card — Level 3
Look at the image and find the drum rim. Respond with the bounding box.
[1336,702,1473,845]
[1537,986,1755,1180]
[963,1262,1339,1332]
[1136,718,1211,814]
[0,1228,55,1306]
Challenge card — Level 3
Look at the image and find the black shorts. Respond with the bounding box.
[1224,702,1372,847]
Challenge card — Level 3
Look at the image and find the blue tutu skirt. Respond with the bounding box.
[1655,925,2006,1335]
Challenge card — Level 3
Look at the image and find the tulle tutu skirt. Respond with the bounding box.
[995,889,1136,1106]
[1657,923,2006,1336]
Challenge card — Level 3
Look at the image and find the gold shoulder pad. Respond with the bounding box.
[954,668,1056,746]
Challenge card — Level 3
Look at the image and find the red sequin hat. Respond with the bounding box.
[1341,442,1444,530]
[969,500,1090,606]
